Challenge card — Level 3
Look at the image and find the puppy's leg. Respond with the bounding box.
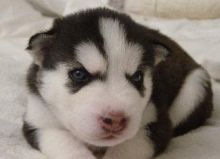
[169,68,213,136]
[23,95,96,159]
[38,128,96,159]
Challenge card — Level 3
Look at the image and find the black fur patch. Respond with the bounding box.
[143,26,213,154]
[22,121,39,150]
[146,113,172,156]
[26,64,41,95]
[173,75,213,137]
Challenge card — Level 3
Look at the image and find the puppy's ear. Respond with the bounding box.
[26,31,55,66]
[152,43,170,65]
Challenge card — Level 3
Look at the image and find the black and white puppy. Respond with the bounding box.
[23,8,213,159]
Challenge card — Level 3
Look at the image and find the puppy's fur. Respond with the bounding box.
[23,8,213,159]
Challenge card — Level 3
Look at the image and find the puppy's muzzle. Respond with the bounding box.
[99,112,128,134]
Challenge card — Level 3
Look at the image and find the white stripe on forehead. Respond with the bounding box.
[99,18,143,75]
[75,42,107,74]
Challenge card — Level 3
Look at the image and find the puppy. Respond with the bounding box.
[23,8,213,159]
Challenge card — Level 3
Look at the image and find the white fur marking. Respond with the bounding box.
[76,42,107,74]
[39,128,96,159]
[25,94,60,129]
[99,18,143,75]
[141,101,157,127]
[169,68,209,127]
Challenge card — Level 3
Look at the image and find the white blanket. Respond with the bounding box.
[124,0,220,19]
[0,0,220,158]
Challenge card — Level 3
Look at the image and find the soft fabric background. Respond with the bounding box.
[124,0,220,19]
[0,0,220,159]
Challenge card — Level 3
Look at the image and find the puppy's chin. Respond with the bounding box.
[83,134,131,147]
[72,127,139,147]
[88,137,127,147]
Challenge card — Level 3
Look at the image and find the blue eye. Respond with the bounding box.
[69,68,90,82]
[131,71,143,83]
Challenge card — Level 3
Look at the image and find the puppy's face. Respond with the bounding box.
[27,8,168,147]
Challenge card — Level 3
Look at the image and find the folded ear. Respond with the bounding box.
[26,31,55,66]
[153,42,170,65]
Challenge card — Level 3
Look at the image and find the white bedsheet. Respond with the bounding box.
[0,0,219,159]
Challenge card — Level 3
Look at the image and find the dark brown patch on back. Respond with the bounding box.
[173,76,213,136]
[143,28,213,156]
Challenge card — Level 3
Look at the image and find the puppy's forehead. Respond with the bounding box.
[75,18,143,75]
[99,18,143,75]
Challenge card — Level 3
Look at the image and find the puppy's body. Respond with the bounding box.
[23,8,213,159]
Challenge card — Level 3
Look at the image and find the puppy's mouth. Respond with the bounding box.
[102,134,116,140]
[100,132,123,140]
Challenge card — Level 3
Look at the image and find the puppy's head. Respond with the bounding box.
[27,8,169,147]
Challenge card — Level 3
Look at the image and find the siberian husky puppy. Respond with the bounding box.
[23,8,213,159]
